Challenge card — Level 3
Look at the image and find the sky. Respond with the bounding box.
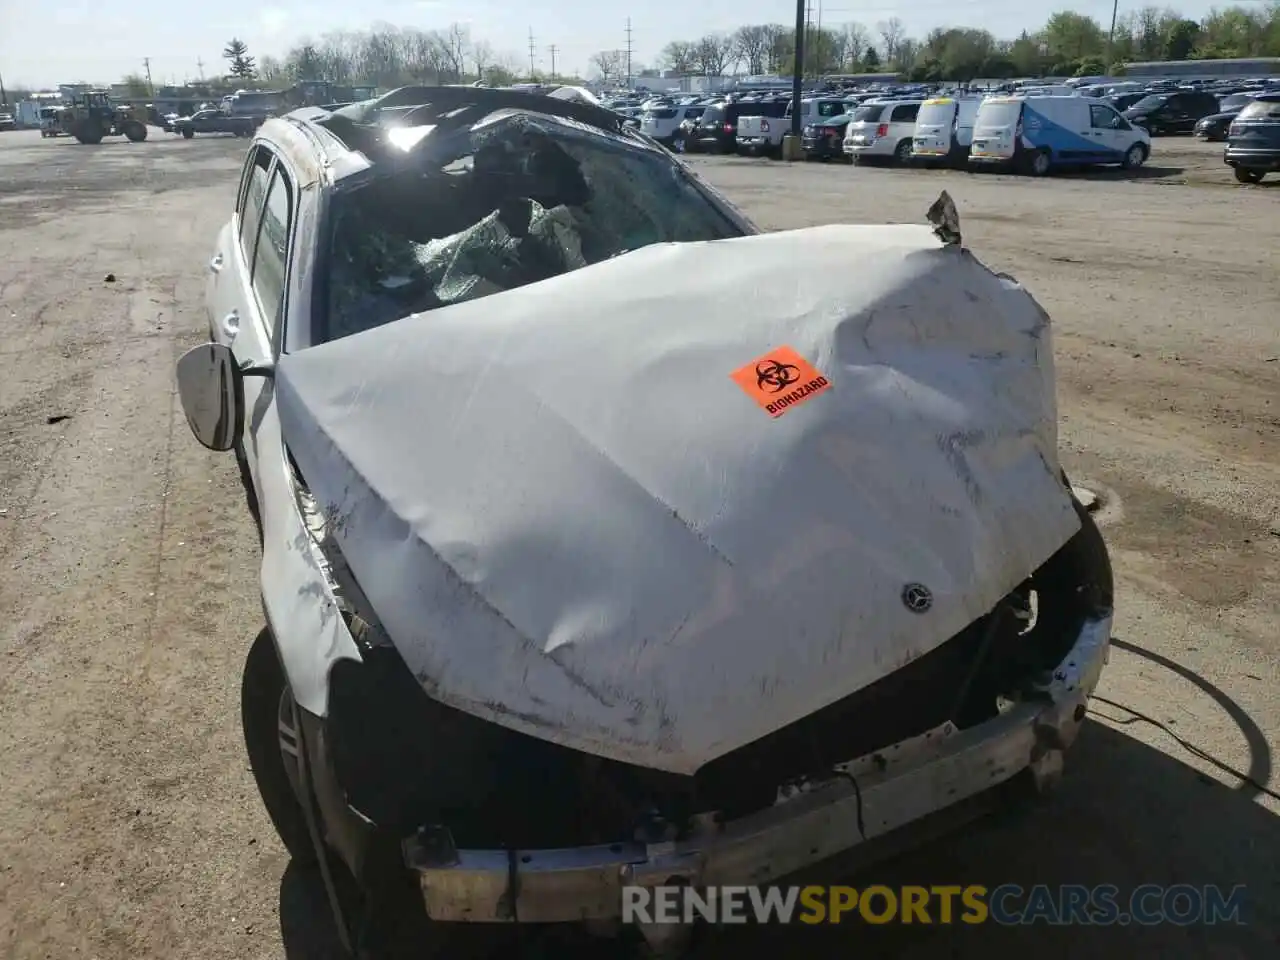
[0,0,1246,90]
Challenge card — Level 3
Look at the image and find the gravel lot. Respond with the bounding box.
[1,128,1277,960]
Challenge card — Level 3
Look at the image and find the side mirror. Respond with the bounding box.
[175,342,244,451]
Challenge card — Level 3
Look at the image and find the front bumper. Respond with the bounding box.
[404,613,1112,923]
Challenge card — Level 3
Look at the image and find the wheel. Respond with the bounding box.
[671,135,685,153]
[894,139,913,165]
[73,119,104,145]
[242,628,318,864]
[1234,167,1264,184]
[124,121,147,142]
[1028,149,1052,177]
[182,128,194,139]
[1121,143,1146,170]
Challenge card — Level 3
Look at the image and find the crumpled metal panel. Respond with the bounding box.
[274,224,1080,774]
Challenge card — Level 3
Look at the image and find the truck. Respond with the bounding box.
[737,96,854,156]
[169,108,259,138]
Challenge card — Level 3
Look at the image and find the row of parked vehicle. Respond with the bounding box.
[618,76,1280,184]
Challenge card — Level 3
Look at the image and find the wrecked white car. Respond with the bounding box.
[175,87,1114,956]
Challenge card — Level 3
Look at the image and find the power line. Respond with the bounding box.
[528,28,536,79]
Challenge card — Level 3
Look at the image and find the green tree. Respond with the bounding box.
[223,38,257,80]
[119,73,151,97]
[1163,19,1201,60]
[862,46,881,70]
[1041,11,1106,61]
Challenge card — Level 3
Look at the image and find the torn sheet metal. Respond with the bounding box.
[274,224,1080,774]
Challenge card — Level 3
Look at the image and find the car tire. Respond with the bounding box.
[182,128,194,139]
[671,135,685,153]
[894,139,912,165]
[1028,149,1052,177]
[242,628,319,864]
[1234,167,1264,184]
[1121,143,1146,170]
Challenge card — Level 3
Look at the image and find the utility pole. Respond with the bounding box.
[624,18,634,89]
[548,45,557,81]
[528,28,536,80]
[196,57,205,81]
[788,0,806,143]
[0,71,7,106]
[142,57,154,94]
[1104,0,1120,75]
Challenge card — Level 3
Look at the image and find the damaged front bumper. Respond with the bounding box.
[402,612,1112,923]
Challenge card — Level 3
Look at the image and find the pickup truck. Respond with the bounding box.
[737,97,853,156]
[169,109,260,139]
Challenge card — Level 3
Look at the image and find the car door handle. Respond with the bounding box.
[221,310,240,341]
[209,253,223,274]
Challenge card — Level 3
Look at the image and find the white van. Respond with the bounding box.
[843,100,923,164]
[968,95,1151,176]
[911,96,984,165]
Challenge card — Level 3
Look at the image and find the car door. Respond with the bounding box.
[207,144,295,485]
[1160,93,1191,133]
[1089,103,1128,160]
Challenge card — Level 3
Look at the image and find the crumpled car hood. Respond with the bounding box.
[275,224,1080,775]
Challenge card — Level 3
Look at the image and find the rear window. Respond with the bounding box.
[916,101,955,126]
[700,105,725,125]
[1238,99,1280,120]
[321,114,747,343]
[682,106,705,119]
[977,100,1023,127]
[1220,94,1253,111]
[646,108,677,120]
[890,103,920,123]
[815,100,846,117]
[851,103,885,122]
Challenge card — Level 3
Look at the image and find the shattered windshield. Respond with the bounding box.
[321,112,745,343]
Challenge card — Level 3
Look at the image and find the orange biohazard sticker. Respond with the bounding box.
[730,345,833,418]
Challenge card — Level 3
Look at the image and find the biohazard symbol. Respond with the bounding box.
[730,345,832,419]
[755,358,801,394]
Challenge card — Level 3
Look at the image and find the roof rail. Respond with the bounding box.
[315,84,628,153]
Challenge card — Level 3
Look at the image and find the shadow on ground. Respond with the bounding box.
[280,640,1279,959]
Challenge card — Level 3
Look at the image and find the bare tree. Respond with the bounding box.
[763,24,791,72]
[732,25,771,75]
[842,22,871,68]
[878,17,906,66]
[441,23,470,81]
[660,40,698,74]
[693,33,734,77]
[471,39,494,81]
[589,50,626,84]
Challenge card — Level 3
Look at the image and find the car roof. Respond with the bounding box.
[269,85,636,185]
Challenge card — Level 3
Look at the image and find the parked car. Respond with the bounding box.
[1123,90,1220,135]
[843,99,923,164]
[172,84,1114,957]
[801,112,855,160]
[639,103,705,150]
[686,101,746,153]
[0,111,16,131]
[911,95,985,166]
[1106,92,1148,113]
[970,95,1150,176]
[1224,93,1280,183]
[1195,93,1256,141]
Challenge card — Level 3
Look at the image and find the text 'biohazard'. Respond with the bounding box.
[730,345,832,418]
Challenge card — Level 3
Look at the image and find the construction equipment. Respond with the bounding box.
[62,91,148,144]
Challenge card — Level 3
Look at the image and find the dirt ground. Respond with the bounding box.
[0,128,1276,960]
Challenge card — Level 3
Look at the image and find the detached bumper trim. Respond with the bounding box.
[405,614,1113,923]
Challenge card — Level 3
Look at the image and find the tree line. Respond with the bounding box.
[645,6,1280,84]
